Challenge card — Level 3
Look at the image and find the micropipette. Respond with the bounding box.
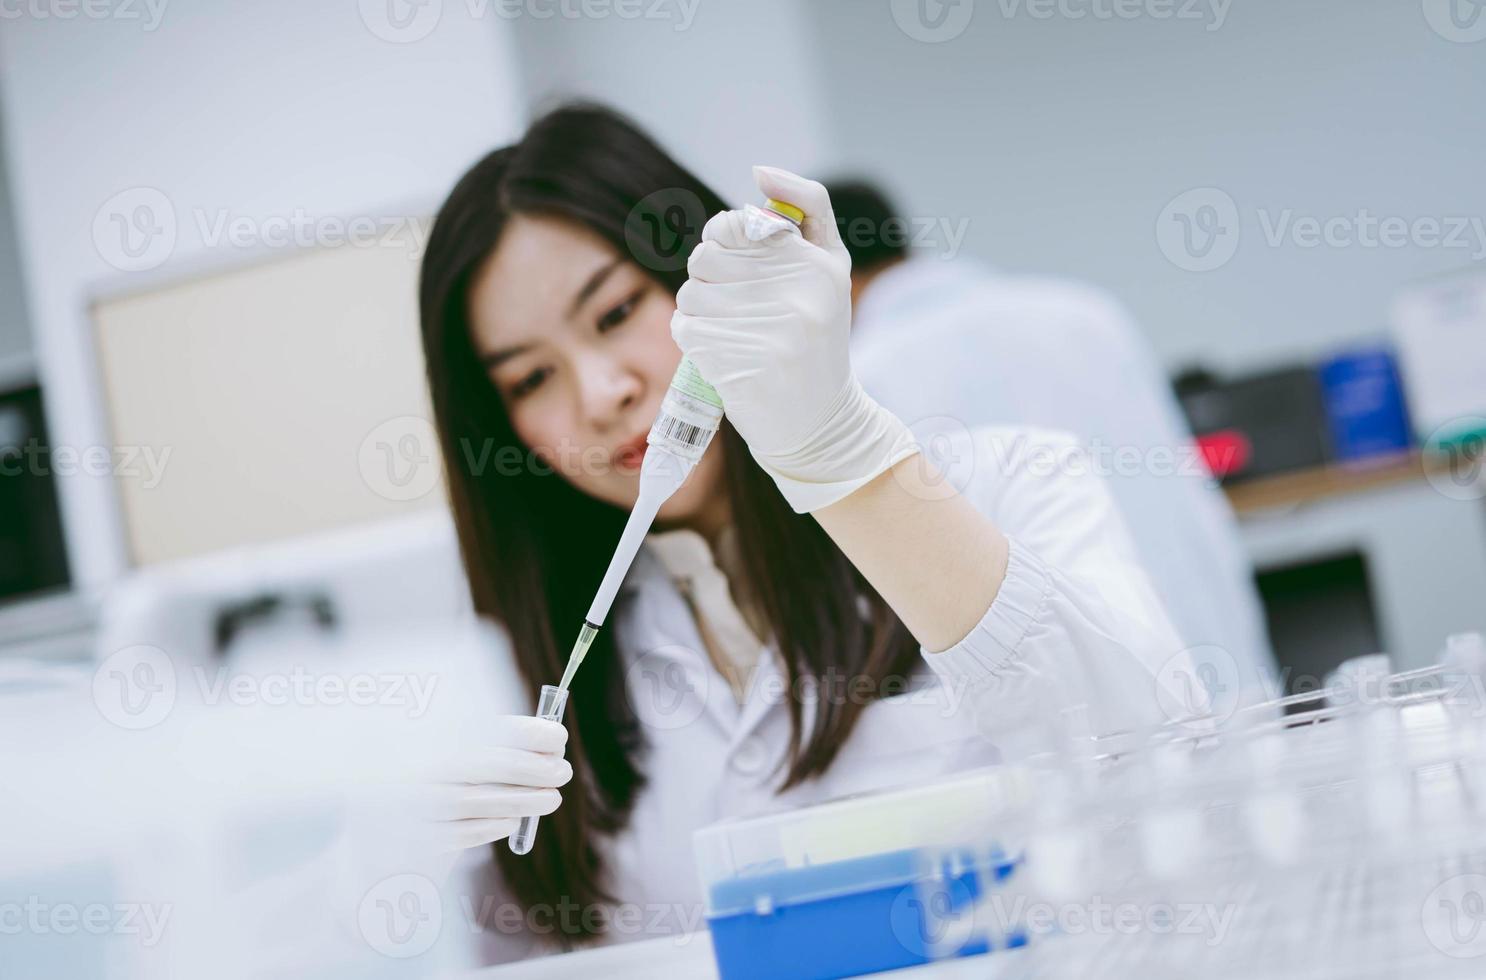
[509,196,804,856]
[553,196,804,693]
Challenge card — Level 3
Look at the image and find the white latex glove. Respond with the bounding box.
[416,715,572,852]
[672,166,918,514]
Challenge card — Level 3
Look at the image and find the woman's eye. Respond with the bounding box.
[597,290,643,332]
[509,367,549,399]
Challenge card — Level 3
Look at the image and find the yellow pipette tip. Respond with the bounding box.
[558,621,600,692]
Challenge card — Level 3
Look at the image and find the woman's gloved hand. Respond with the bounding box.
[672,166,918,514]
[417,715,572,852]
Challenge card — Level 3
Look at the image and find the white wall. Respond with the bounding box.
[0,0,528,590]
[0,98,32,379]
[6,0,1480,597]
[802,0,1486,373]
[507,0,832,208]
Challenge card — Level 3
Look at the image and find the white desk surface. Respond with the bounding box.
[471,932,1022,979]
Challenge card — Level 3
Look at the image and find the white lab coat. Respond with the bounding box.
[469,424,1194,964]
[851,260,1276,701]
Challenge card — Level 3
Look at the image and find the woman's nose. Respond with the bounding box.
[575,354,642,432]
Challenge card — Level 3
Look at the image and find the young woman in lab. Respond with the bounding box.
[417,104,1191,957]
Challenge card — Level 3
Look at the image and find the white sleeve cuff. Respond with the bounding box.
[919,537,1053,690]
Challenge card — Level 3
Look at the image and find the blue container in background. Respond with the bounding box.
[706,847,1019,980]
[695,770,1032,980]
[1318,347,1413,462]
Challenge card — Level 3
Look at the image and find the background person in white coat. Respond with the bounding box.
[826,180,1278,708]
[414,104,1197,962]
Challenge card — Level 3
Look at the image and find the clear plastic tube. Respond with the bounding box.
[508,684,570,855]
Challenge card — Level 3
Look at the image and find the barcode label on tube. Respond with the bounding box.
[653,416,710,448]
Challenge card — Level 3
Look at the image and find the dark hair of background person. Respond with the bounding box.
[822,178,910,274]
[418,103,920,948]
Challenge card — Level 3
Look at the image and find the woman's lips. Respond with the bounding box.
[614,434,648,471]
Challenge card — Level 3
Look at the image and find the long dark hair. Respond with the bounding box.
[418,103,919,946]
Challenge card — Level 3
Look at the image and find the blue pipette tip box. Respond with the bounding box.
[693,770,1029,980]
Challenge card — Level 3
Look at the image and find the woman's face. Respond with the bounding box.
[467,214,726,523]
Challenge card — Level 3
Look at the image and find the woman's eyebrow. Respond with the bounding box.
[567,257,624,317]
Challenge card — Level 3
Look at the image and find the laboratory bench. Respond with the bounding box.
[472,931,1019,979]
